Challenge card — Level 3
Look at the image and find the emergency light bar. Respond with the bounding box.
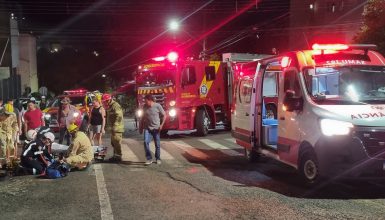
[312,44,349,51]
[151,52,179,63]
[63,89,88,95]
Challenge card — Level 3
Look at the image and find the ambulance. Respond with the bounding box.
[232,44,385,184]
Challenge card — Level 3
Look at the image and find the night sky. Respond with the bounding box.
[3,0,290,92]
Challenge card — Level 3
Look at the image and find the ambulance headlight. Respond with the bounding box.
[136,109,143,118]
[44,113,51,120]
[320,119,353,136]
[169,109,177,117]
[169,100,176,107]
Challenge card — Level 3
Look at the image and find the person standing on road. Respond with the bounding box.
[0,104,19,168]
[102,94,124,162]
[23,100,44,135]
[59,97,80,145]
[89,99,106,146]
[139,94,166,165]
[7,99,21,157]
[62,123,93,170]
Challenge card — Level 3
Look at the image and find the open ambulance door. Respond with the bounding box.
[276,67,303,168]
[231,62,258,150]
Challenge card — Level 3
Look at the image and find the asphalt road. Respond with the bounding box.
[1,119,385,219]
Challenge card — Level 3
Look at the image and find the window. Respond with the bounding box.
[263,71,279,97]
[182,66,196,85]
[284,70,302,96]
[239,78,253,104]
[205,66,216,81]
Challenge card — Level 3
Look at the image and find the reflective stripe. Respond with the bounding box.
[23,143,37,157]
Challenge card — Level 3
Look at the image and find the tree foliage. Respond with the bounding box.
[354,0,385,55]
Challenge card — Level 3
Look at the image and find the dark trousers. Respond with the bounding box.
[59,127,71,145]
[21,157,44,175]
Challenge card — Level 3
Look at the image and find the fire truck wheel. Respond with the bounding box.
[160,130,168,137]
[245,148,259,163]
[299,150,320,185]
[195,109,210,136]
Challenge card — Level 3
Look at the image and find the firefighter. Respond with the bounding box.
[102,94,124,162]
[0,104,19,169]
[20,132,55,175]
[62,123,93,170]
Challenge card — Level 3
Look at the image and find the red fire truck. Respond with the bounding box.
[135,52,268,136]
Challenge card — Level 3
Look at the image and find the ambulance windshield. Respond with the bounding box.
[137,69,175,87]
[304,66,385,104]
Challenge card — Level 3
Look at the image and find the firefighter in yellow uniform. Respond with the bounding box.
[102,94,124,162]
[0,104,18,168]
[63,123,93,170]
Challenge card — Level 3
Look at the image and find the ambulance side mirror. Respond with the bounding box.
[283,90,303,112]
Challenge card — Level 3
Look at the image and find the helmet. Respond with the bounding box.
[26,130,37,140]
[43,132,55,142]
[102,93,112,102]
[4,103,14,114]
[67,123,78,133]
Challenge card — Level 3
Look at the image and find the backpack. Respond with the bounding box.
[45,161,70,179]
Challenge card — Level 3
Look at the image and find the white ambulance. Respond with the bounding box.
[232,44,385,184]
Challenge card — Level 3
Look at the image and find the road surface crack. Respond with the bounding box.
[161,171,215,196]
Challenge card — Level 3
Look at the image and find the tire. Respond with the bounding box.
[245,148,259,163]
[265,104,277,119]
[195,109,210,136]
[299,149,320,185]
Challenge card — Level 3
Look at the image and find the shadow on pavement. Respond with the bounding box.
[180,148,385,200]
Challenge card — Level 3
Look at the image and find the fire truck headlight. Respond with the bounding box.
[169,100,176,107]
[136,109,143,118]
[169,109,177,117]
[320,119,353,136]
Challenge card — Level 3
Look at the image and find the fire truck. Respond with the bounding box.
[43,89,98,132]
[232,44,385,184]
[135,52,267,136]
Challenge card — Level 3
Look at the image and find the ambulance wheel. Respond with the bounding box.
[245,148,259,163]
[196,109,210,136]
[299,150,320,185]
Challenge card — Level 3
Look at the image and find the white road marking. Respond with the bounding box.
[121,143,140,162]
[94,164,114,220]
[149,143,176,160]
[170,140,193,148]
[224,138,236,144]
[198,139,242,156]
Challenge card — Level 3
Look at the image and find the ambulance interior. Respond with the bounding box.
[261,65,280,149]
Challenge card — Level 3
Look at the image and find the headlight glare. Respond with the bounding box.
[168,109,177,117]
[169,101,176,107]
[136,109,143,118]
[320,119,353,136]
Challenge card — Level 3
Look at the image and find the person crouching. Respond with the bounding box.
[62,123,93,170]
[20,132,55,175]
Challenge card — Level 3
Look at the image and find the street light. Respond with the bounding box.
[102,74,106,78]
[169,20,180,31]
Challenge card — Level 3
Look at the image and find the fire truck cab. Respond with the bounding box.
[232,44,385,184]
[135,52,231,136]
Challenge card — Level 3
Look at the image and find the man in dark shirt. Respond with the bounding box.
[139,95,166,165]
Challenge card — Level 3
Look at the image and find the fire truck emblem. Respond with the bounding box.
[200,84,208,96]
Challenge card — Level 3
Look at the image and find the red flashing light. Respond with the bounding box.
[167,52,178,62]
[152,56,166,62]
[312,50,339,55]
[138,65,142,70]
[281,57,291,68]
[312,44,349,51]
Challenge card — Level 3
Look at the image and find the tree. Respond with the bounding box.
[354,0,385,55]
